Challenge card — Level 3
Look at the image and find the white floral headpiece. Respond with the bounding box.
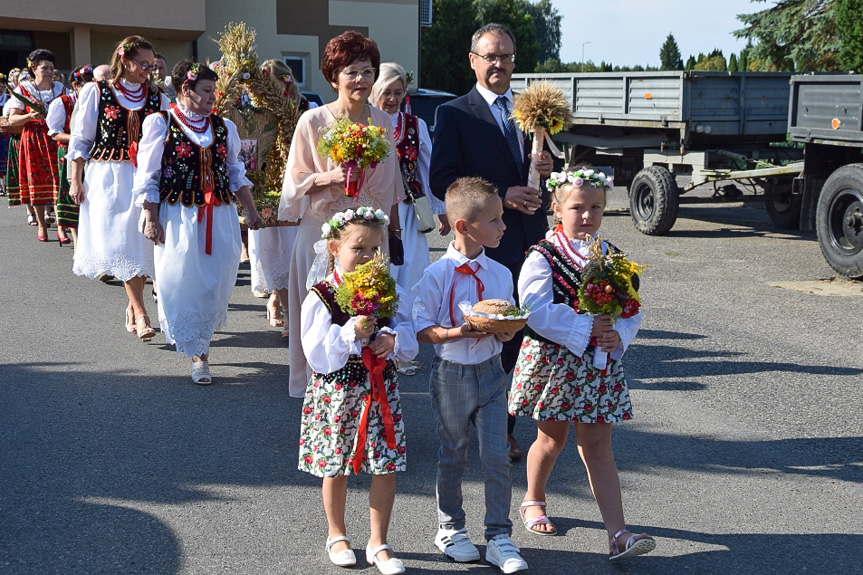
[548,169,614,191]
[321,206,389,239]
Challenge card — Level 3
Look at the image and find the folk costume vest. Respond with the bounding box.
[394,112,424,203]
[90,80,160,162]
[158,111,233,208]
[57,93,75,150]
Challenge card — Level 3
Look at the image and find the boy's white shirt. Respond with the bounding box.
[412,242,515,365]
[300,271,418,374]
[519,233,641,360]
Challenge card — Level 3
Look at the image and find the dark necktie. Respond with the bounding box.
[494,96,523,172]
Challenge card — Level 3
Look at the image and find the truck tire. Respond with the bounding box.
[765,180,802,230]
[629,166,679,235]
[816,164,863,279]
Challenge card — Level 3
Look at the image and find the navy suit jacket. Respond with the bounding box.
[430,86,549,268]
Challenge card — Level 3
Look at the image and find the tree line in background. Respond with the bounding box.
[421,0,863,94]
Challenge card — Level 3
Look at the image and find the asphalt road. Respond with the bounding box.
[1,188,861,575]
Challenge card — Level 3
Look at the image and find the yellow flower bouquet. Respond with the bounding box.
[317,117,391,197]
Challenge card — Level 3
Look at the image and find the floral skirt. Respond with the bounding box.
[5,136,20,205]
[509,336,633,423]
[18,121,58,206]
[299,358,406,478]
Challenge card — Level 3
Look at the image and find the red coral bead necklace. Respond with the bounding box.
[113,79,146,103]
[172,103,210,133]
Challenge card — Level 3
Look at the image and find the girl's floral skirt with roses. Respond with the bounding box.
[299,358,406,478]
[509,337,633,423]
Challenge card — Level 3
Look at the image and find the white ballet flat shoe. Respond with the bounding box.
[366,542,405,574]
[325,536,356,567]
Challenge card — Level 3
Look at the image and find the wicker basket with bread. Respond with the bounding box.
[463,299,529,334]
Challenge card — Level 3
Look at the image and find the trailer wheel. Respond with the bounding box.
[629,166,679,235]
[816,164,863,279]
[765,181,802,230]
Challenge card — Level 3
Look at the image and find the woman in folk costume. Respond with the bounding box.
[7,49,65,241]
[280,31,401,397]
[46,65,94,246]
[134,60,263,384]
[68,36,170,340]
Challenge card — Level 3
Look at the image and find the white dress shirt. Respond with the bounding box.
[412,242,515,365]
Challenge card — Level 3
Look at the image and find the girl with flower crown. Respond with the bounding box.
[68,35,170,341]
[508,167,655,561]
[299,206,416,573]
[132,59,262,384]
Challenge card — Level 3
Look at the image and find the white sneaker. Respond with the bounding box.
[485,535,528,573]
[434,528,480,562]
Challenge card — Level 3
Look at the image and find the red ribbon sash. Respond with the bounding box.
[197,185,221,255]
[351,347,397,474]
[448,263,485,328]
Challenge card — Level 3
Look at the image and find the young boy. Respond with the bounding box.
[412,177,527,574]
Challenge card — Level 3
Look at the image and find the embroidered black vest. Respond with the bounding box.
[158,111,233,207]
[90,80,161,162]
[395,113,424,203]
[310,281,392,330]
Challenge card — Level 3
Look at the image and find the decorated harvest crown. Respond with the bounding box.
[321,206,389,239]
[547,169,614,192]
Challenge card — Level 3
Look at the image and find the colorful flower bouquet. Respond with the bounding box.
[335,254,399,332]
[317,117,391,197]
[513,82,572,191]
[577,237,645,369]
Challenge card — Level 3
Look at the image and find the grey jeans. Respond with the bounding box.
[429,354,513,540]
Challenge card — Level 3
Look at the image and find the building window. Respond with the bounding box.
[283,55,306,87]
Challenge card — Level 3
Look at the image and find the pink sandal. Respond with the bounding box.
[519,500,557,536]
[609,529,655,561]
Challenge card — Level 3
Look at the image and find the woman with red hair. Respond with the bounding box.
[280,31,400,395]
[279,30,402,573]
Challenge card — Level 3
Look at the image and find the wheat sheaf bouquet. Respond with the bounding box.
[317,117,391,198]
[512,82,572,191]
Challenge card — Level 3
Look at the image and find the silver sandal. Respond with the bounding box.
[191,361,212,385]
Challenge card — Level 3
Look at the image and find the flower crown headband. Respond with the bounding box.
[71,66,93,82]
[321,206,389,239]
[547,169,614,192]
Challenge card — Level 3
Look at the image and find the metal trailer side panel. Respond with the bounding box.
[789,75,863,145]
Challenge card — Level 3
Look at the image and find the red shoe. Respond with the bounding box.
[56,231,71,245]
[37,235,48,242]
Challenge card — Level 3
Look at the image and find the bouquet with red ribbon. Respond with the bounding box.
[577,237,645,370]
[317,117,391,197]
[334,254,400,472]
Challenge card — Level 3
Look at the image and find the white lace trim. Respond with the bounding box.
[159,309,229,358]
[73,254,154,282]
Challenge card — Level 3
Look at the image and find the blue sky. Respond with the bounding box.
[557,0,773,67]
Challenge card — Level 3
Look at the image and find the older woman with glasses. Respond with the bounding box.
[69,35,170,341]
[279,31,401,397]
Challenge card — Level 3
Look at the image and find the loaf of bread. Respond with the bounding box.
[472,299,515,316]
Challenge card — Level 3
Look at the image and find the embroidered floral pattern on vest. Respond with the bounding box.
[158,112,233,207]
[90,80,160,162]
[395,113,423,203]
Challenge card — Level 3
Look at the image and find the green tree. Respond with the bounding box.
[685,55,697,70]
[735,0,837,71]
[535,57,565,72]
[526,0,562,63]
[420,0,478,93]
[659,33,683,70]
[474,0,541,73]
[728,52,739,71]
[693,49,727,71]
[836,0,863,71]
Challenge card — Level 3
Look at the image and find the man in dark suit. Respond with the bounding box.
[430,22,555,461]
